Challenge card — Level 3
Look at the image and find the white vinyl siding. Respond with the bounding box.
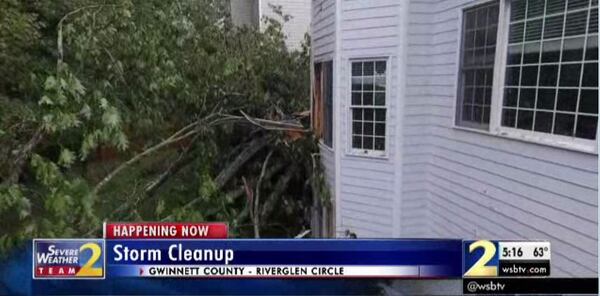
[404,0,598,277]
[336,0,405,238]
[262,0,312,49]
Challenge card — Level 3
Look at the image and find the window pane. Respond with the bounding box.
[351,77,362,91]
[568,0,590,10]
[375,92,385,106]
[523,42,541,63]
[553,113,575,136]
[364,109,374,121]
[375,76,386,91]
[541,40,561,62]
[539,65,559,86]
[527,0,545,18]
[488,4,499,25]
[375,109,386,121]
[352,136,362,149]
[582,62,598,87]
[363,62,374,76]
[559,63,582,86]
[473,105,483,123]
[519,88,536,108]
[504,88,519,106]
[465,87,475,104]
[484,87,493,104]
[506,66,521,86]
[487,26,498,45]
[562,37,585,61]
[525,19,543,41]
[364,122,374,136]
[375,61,386,74]
[374,137,385,150]
[537,88,556,109]
[576,115,598,139]
[375,123,385,136]
[351,92,361,105]
[363,76,374,91]
[508,45,523,64]
[483,105,491,122]
[534,111,553,132]
[521,66,538,86]
[476,29,486,47]
[502,108,517,127]
[352,109,363,120]
[517,110,534,130]
[556,89,578,111]
[509,23,525,43]
[352,122,362,134]
[352,63,362,76]
[363,92,373,105]
[590,9,598,32]
[363,136,374,149]
[511,0,526,21]
[579,89,599,113]
[586,35,598,61]
[546,0,565,14]
[565,11,588,36]
[463,104,473,121]
[543,15,564,39]
[477,7,488,27]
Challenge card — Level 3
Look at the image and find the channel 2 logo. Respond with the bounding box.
[33,239,105,279]
[463,240,499,277]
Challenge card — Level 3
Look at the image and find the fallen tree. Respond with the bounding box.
[0,0,329,254]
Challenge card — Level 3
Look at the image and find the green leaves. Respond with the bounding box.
[58,148,75,167]
[101,106,121,127]
[0,0,315,253]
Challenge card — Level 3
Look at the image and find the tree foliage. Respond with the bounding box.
[0,0,327,254]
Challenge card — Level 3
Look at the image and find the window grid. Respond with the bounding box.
[350,60,387,152]
[457,1,500,129]
[502,0,598,140]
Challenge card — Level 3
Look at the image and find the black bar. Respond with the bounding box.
[463,278,598,294]
[498,260,550,276]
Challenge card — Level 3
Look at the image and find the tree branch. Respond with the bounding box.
[253,150,273,238]
[3,127,44,185]
[214,136,269,188]
[91,115,212,196]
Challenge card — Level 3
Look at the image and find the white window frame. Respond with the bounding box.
[347,57,391,158]
[454,0,598,154]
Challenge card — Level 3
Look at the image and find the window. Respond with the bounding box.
[312,61,333,147]
[456,0,598,149]
[502,0,598,140]
[350,60,387,155]
[457,1,500,128]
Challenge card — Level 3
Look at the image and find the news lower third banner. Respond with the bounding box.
[106,239,463,278]
[25,222,598,295]
[32,222,463,279]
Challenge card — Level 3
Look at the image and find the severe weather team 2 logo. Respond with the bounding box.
[33,239,105,279]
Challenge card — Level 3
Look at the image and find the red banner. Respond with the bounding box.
[35,266,81,277]
[104,222,228,239]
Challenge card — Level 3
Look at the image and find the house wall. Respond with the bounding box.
[262,0,312,49]
[312,0,337,218]
[230,0,260,27]
[332,0,407,238]
[404,0,598,277]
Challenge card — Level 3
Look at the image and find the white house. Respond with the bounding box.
[230,0,311,49]
[311,0,598,277]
